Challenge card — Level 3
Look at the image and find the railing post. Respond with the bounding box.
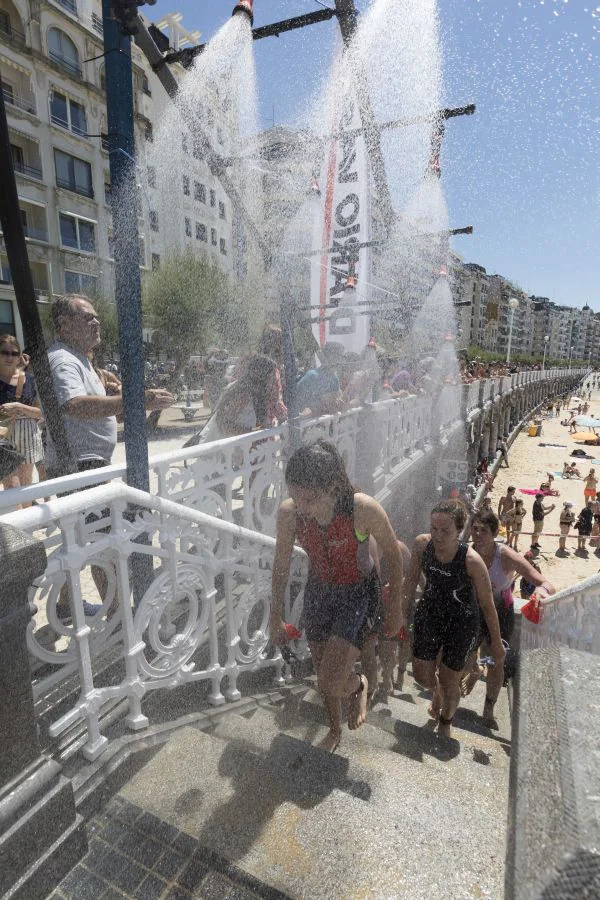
[0,524,86,897]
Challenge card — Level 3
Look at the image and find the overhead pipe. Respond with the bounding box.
[161,7,337,67]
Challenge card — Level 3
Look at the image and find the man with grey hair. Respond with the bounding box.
[45,294,173,476]
[45,295,174,622]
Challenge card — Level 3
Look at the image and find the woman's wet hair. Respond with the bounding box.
[0,333,20,351]
[258,325,282,363]
[472,508,500,535]
[431,498,468,532]
[285,439,354,503]
[239,353,277,422]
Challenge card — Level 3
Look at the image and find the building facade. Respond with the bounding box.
[0,1,233,344]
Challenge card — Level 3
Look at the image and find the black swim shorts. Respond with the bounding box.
[412,598,480,672]
[303,569,383,650]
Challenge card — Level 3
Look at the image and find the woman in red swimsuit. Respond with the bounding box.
[270,440,404,752]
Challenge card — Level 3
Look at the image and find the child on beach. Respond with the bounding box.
[558,501,576,554]
[505,499,525,550]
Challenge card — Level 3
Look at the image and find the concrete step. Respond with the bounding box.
[116,679,509,900]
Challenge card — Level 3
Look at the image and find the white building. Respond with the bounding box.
[0,2,233,343]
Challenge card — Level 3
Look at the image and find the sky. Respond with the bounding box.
[148,0,599,310]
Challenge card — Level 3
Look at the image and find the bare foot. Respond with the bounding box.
[460,665,483,697]
[394,670,404,692]
[317,729,341,753]
[348,674,368,730]
[482,699,498,730]
[438,716,453,739]
[428,687,441,720]
[381,677,394,696]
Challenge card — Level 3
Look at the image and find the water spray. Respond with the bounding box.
[232,0,254,26]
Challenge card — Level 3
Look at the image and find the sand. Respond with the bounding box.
[490,380,600,594]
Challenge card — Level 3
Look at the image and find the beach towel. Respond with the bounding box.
[519,488,553,496]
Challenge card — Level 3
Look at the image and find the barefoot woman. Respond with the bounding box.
[270,440,404,752]
[404,499,505,739]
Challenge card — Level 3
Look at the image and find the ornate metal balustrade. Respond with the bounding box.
[2,484,309,761]
[521,572,600,655]
[0,369,586,521]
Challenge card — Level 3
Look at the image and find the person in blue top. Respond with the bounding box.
[295,342,343,417]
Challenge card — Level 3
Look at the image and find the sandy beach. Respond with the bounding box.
[490,380,599,594]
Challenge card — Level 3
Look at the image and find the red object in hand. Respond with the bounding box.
[283,623,301,641]
[398,625,408,641]
[521,594,541,625]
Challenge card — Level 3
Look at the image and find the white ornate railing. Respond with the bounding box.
[2,484,309,760]
[465,380,481,413]
[521,573,600,655]
[0,370,587,522]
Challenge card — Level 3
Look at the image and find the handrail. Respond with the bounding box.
[0,369,587,515]
[3,482,308,760]
[521,571,600,655]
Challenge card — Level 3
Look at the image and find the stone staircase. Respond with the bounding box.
[51,667,511,900]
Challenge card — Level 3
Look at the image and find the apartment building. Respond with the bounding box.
[0,2,233,343]
[452,261,598,363]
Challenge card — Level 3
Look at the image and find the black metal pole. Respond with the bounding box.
[0,80,76,475]
[102,0,149,493]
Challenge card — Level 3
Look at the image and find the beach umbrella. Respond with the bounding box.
[572,432,600,443]
[574,416,600,427]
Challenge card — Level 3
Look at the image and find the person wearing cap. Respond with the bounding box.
[531,493,555,551]
[558,501,576,554]
[295,342,343,417]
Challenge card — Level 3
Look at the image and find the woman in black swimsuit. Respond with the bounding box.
[404,499,504,738]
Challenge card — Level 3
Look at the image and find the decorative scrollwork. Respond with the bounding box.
[133,562,213,680]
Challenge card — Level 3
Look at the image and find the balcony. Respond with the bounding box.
[2,85,36,116]
[50,113,87,137]
[0,16,25,48]
[48,49,81,79]
[91,12,103,35]
[56,175,94,198]
[12,158,42,180]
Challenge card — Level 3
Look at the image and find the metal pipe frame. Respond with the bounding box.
[160,7,337,68]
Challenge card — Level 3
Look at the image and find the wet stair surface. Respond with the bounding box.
[50,669,511,900]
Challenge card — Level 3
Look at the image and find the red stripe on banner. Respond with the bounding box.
[319,135,338,346]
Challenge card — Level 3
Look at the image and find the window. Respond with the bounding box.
[54,149,93,198]
[219,237,227,255]
[182,133,189,154]
[0,299,15,337]
[144,122,153,143]
[151,253,160,271]
[59,213,96,252]
[65,271,97,294]
[195,222,206,242]
[147,166,156,189]
[219,201,225,220]
[211,228,217,246]
[150,210,159,232]
[50,91,87,136]
[210,189,216,208]
[192,144,203,161]
[142,74,151,96]
[216,127,224,145]
[48,28,81,78]
[183,175,190,196]
[185,217,191,237]
[194,182,206,203]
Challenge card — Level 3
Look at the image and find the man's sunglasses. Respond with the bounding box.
[0,350,21,358]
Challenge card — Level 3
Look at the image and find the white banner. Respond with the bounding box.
[311,63,372,355]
